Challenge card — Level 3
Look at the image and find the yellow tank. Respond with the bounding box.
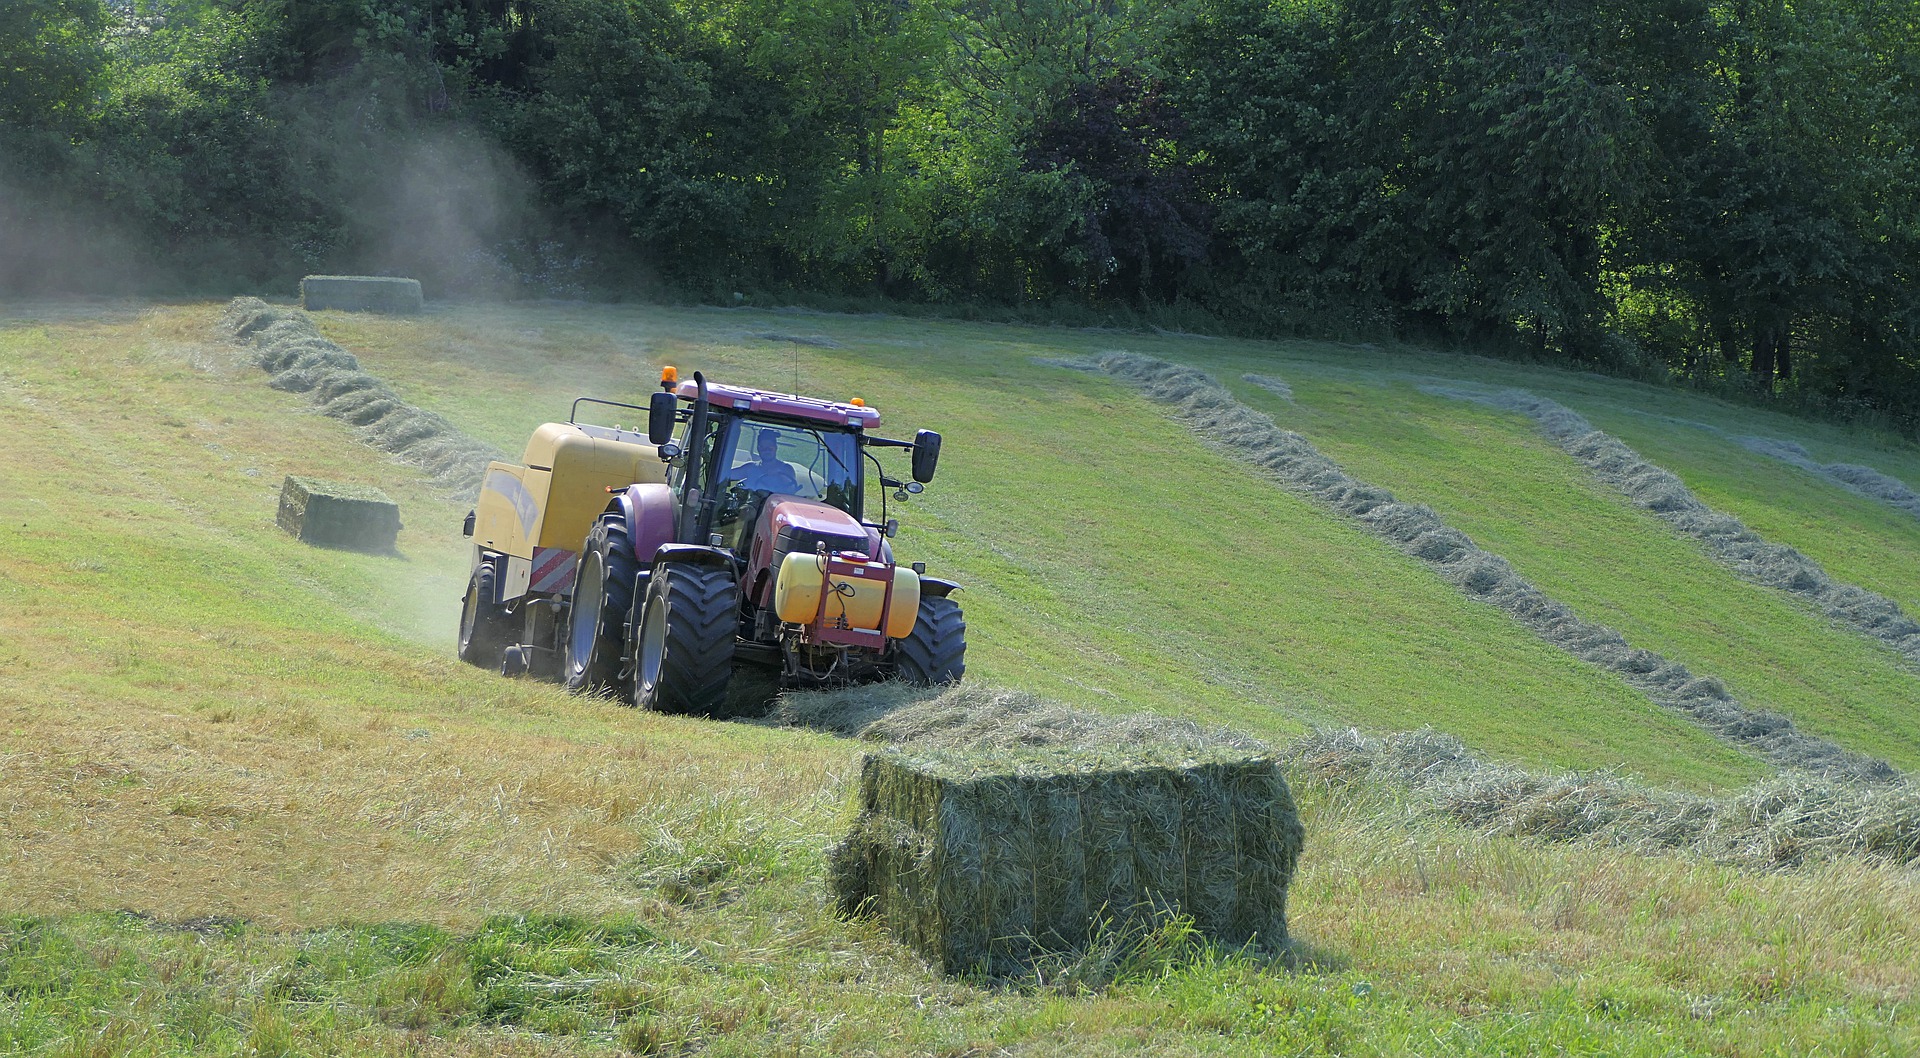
[773,552,920,638]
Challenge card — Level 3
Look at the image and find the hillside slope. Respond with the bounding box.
[328,302,1919,786]
[3,301,1917,1056]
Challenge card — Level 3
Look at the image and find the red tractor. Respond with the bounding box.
[461,368,963,713]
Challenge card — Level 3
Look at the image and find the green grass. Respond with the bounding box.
[2,301,1918,1055]
[1221,373,1920,771]
[322,305,1767,789]
[1586,408,1920,617]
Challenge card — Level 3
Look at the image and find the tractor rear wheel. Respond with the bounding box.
[563,514,639,699]
[458,560,511,669]
[633,564,738,715]
[896,595,966,686]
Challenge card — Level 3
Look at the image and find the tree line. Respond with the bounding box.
[4,0,1917,427]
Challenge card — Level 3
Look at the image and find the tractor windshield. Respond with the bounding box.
[719,421,859,510]
[706,418,862,552]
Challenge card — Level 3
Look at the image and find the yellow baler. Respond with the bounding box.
[470,421,666,604]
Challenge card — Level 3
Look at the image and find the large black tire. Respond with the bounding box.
[457,560,511,669]
[632,563,738,715]
[563,514,639,699]
[896,594,966,686]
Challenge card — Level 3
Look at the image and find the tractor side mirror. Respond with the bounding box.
[648,391,678,445]
[911,430,942,484]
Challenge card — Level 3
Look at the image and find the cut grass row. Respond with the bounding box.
[1221,373,1920,772]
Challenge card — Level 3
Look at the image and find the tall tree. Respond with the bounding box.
[1021,70,1211,302]
[0,0,105,128]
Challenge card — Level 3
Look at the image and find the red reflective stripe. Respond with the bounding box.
[530,547,577,592]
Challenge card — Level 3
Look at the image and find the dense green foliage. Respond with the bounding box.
[3,0,1917,422]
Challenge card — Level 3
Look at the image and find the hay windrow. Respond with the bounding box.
[1739,436,1920,523]
[217,297,504,495]
[1028,355,1101,373]
[1090,353,1897,784]
[1287,727,1920,869]
[750,331,842,349]
[1242,374,1293,401]
[1423,385,1920,667]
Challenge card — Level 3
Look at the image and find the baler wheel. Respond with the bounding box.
[458,561,511,669]
[563,514,639,700]
[633,564,737,715]
[896,595,966,686]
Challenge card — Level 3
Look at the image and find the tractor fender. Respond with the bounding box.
[613,483,677,562]
[920,576,962,598]
[651,543,735,569]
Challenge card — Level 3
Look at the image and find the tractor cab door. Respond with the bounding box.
[665,413,735,546]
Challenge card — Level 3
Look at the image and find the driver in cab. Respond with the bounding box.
[728,428,799,495]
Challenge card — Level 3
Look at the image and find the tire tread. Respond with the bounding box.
[896,595,966,686]
[640,564,738,714]
[564,515,639,699]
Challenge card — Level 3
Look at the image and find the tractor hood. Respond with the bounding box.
[745,498,893,610]
[765,499,873,557]
[742,498,877,608]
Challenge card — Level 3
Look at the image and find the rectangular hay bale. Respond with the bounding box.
[830,745,1304,975]
[277,476,401,552]
[300,275,424,313]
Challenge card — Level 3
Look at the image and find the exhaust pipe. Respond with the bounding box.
[676,371,710,544]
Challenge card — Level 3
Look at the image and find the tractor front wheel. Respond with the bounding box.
[632,564,738,715]
[563,515,639,699]
[458,560,511,669]
[895,595,966,686]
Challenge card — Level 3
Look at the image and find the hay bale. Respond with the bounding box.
[276,476,401,552]
[829,742,1302,975]
[300,275,424,314]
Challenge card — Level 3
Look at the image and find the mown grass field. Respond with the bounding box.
[2,300,1917,1055]
[1226,374,1920,772]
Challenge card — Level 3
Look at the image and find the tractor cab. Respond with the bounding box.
[670,406,865,555]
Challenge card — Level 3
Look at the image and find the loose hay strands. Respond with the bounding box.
[1091,353,1897,784]
[1242,373,1293,401]
[809,685,1303,975]
[1739,435,1920,523]
[777,682,1269,755]
[217,298,503,496]
[1424,385,1920,669]
[1286,727,1920,870]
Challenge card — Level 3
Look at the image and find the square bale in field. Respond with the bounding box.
[828,745,1303,975]
[300,275,424,313]
[277,476,402,552]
